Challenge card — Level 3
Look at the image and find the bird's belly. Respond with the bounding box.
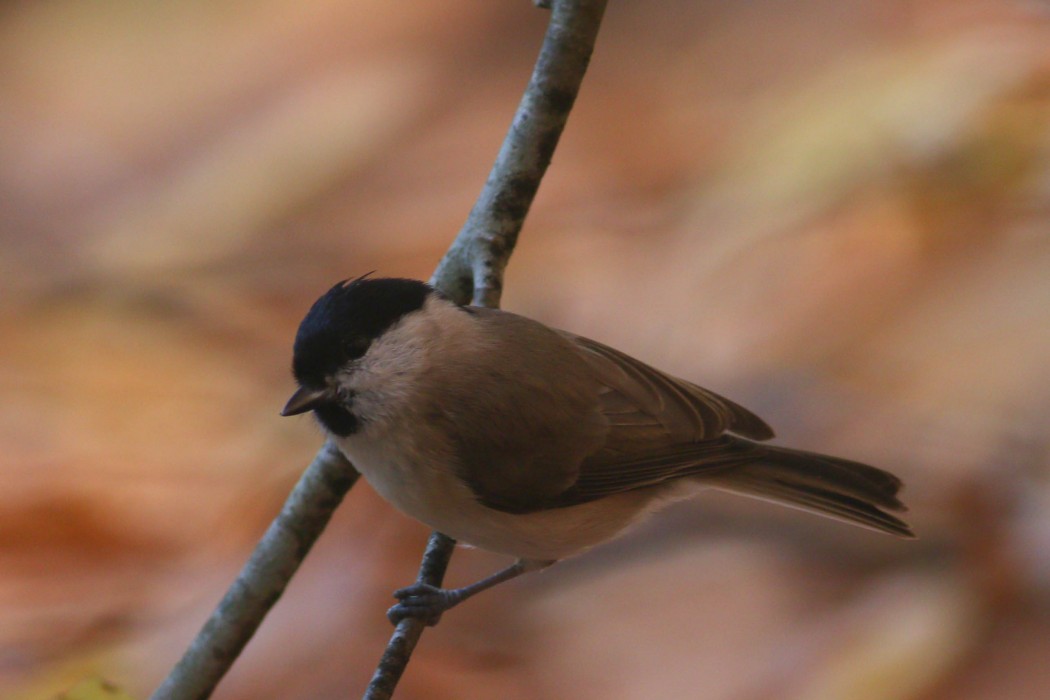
[335,436,656,562]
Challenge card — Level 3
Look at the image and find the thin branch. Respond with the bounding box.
[150,441,358,700]
[362,533,456,700]
[365,0,608,696]
[151,1,607,698]
[430,0,609,308]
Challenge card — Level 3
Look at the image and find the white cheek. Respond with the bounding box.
[340,358,416,428]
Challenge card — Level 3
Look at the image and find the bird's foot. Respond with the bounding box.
[387,583,462,627]
[385,559,539,627]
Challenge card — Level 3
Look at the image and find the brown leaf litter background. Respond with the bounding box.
[2,0,1050,698]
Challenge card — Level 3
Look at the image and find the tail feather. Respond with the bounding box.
[708,441,914,538]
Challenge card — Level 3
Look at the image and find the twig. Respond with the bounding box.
[150,441,358,700]
[362,533,456,700]
[151,0,607,697]
[364,0,608,696]
[430,0,609,308]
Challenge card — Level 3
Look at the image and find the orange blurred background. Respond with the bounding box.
[2,1,1050,698]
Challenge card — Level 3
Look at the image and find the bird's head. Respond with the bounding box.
[282,275,435,436]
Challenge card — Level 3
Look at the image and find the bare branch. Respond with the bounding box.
[152,1,607,698]
[362,533,457,700]
[430,0,609,308]
[367,0,608,696]
[150,441,358,700]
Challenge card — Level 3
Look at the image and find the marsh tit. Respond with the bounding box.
[282,276,912,624]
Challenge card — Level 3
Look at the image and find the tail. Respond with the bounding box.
[706,439,914,538]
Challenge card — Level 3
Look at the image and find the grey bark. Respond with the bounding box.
[150,1,608,698]
[430,0,609,308]
[361,533,456,700]
[365,1,608,696]
[150,441,358,700]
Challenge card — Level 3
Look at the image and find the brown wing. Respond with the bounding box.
[519,332,776,509]
[445,310,607,514]
[550,436,759,505]
[453,313,909,536]
[564,333,774,445]
[455,313,775,513]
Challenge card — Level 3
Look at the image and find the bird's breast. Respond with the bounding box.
[331,431,660,562]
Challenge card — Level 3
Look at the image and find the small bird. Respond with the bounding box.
[282,275,912,625]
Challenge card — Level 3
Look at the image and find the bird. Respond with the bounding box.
[281,275,913,625]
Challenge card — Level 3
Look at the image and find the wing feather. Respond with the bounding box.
[457,311,774,514]
[565,333,774,442]
[459,312,910,536]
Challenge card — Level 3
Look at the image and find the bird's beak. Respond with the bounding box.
[281,386,331,416]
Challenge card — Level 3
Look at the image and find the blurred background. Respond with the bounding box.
[3,0,1050,697]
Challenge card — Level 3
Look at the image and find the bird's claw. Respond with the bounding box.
[386,583,458,627]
